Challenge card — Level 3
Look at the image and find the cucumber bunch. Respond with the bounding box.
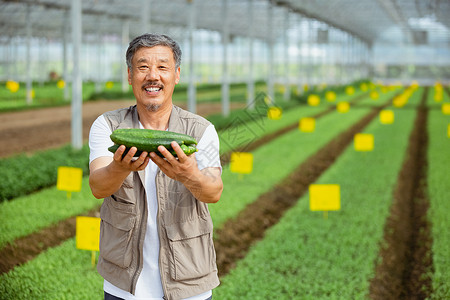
[108,128,198,157]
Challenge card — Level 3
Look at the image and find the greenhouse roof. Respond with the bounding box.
[0,0,449,46]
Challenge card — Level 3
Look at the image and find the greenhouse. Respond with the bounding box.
[0,0,449,299]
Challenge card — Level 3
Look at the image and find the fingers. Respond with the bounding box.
[113,145,149,171]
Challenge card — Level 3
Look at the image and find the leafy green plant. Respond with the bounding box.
[0,144,90,202]
[214,91,420,299]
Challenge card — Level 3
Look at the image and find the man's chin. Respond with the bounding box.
[145,103,162,112]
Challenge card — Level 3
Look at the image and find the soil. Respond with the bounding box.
[0,91,372,275]
[214,99,391,277]
[369,88,432,299]
[0,88,435,299]
[0,100,245,158]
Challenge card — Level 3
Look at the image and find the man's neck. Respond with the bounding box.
[137,103,173,131]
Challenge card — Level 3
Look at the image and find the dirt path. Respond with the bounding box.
[369,88,432,299]
[0,100,245,158]
[215,99,392,277]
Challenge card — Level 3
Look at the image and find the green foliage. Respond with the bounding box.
[0,176,102,247]
[0,144,90,202]
[214,90,419,299]
[210,102,370,229]
[0,239,104,300]
[427,106,450,299]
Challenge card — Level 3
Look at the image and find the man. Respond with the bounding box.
[89,33,223,300]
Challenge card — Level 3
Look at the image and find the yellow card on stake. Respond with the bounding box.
[57,166,83,193]
[299,117,315,132]
[230,152,253,174]
[337,102,350,113]
[354,133,374,151]
[309,184,341,211]
[267,107,282,120]
[379,110,394,124]
[76,216,100,251]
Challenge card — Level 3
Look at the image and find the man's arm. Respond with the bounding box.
[89,146,150,199]
[150,142,223,204]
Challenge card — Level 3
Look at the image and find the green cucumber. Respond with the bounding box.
[110,128,197,152]
[108,144,198,158]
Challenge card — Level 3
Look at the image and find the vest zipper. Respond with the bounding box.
[157,171,170,299]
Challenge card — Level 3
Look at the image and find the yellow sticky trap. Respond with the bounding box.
[57,166,83,193]
[6,80,20,93]
[299,117,315,132]
[360,83,368,91]
[57,80,65,89]
[230,152,253,174]
[325,91,336,102]
[354,133,374,151]
[380,110,394,124]
[309,184,341,211]
[267,107,282,120]
[105,81,114,89]
[307,94,320,106]
[393,96,407,108]
[434,92,443,102]
[442,103,450,115]
[370,91,379,100]
[345,86,355,95]
[76,216,101,251]
[337,102,350,113]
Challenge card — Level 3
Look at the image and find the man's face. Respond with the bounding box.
[128,45,180,112]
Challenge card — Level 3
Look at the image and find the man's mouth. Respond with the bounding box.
[145,86,162,92]
[143,83,163,93]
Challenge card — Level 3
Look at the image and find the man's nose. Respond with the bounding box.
[146,66,159,80]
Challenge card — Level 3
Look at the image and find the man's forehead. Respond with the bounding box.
[134,46,174,62]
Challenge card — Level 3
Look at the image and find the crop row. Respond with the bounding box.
[0,86,385,298]
[0,86,380,247]
[214,88,423,298]
[427,92,450,298]
[0,81,367,202]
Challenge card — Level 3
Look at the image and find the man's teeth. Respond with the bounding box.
[145,87,161,92]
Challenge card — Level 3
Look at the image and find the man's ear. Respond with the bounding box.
[127,68,132,85]
[175,67,181,85]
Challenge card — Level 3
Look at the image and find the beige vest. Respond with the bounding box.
[97,105,220,300]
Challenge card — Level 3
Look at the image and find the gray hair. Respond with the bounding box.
[126,33,182,70]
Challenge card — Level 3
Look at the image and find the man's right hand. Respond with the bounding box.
[89,145,149,199]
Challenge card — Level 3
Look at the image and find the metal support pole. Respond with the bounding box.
[141,0,150,34]
[297,14,304,94]
[187,0,197,113]
[221,0,230,116]
[247,0,255,108]
[267,2,275,104]
[283,8,291,101]
[71,0,83,150]
[121,21,129,93]
[26,4,32,105]
[63,11,69,101]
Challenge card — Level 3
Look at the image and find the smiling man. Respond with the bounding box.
[88,34,223,300]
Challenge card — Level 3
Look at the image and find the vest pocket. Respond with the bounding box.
[99,197,136,269]
[166,216,217,281]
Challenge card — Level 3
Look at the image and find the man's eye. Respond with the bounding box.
[138,66,148,70]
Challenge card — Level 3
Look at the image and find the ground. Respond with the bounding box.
[0,100,244,158]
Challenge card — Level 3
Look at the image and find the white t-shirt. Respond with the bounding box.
[89,114,221,300]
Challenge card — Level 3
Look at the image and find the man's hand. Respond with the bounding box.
[112,145,149,172]
[89,145,149,199]
[150,141,223,203]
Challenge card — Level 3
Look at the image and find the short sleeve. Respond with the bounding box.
[196,124,221,171]
[89,115,114,164]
